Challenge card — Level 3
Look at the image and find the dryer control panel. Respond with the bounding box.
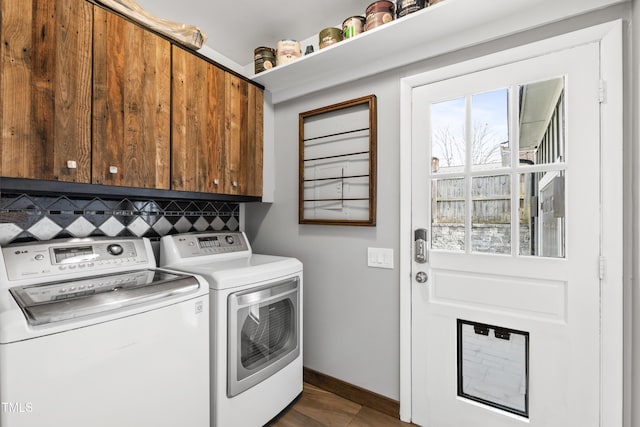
[163,232,250,259]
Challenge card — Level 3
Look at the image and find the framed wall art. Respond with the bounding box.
[299,95,377,226]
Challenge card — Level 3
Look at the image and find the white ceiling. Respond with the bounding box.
[135,0,374,68]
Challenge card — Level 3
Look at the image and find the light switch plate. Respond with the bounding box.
[367,247,394,269]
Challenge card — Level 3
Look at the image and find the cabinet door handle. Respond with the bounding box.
[109,166,118,174]
[66,160,77,169]
[232,181,238,187]
[213,179,219,185]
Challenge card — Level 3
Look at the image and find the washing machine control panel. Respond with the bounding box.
[1,238,151,281]
[170,232,250,258]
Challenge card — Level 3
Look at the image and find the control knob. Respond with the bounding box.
[107,244,124,256]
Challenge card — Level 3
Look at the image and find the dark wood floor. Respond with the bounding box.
[267,383,416,427]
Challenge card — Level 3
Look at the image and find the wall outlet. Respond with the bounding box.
[367,247,394,269]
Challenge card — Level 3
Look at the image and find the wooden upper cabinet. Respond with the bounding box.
[244,83,264,197]
[172,45,263,196]
[1,0,261,196]
[0,0,93,182]
[223,74,246,195]
[171,45,225,193]
[92,6,171,189]
[224,74,263,196]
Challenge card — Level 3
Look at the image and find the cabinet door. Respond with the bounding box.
[92,7,171,189]
[172,47,263,196]
[171,45,225,193]
[222,74,245,195]
[0,0,92,182]
[244,83,264,196]
[223,75,264,196]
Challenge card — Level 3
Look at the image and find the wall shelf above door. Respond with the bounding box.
[251,0,625,104]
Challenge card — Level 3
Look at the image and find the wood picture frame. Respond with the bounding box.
[299,95,377,226]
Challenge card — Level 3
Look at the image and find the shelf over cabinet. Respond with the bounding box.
[252,0,626,104]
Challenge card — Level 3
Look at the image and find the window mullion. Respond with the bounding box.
[465,94,473,254]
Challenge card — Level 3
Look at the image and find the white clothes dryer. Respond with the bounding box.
[160,232,303,427]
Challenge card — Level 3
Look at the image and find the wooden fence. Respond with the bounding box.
[432,175,529,224]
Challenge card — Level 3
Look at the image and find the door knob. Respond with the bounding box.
[415,271,428,283]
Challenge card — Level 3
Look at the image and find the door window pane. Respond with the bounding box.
[471,89,509,170]
[519,171,565,257]
[428,78,567,257]
[431,177,465,251]
[472,175,511,254]
[518,77,565,166]
[431,97,465,173]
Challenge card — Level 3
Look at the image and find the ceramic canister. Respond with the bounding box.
[254,46,276,74]
[396,0,426,18]
[276,39,302,66]
[342,16,366,39]
[364,0,395,31]
[319,27,343,49]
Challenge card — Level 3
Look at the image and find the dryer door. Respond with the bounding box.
[227,277,300,397]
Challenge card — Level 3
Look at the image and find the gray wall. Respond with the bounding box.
[245,3,634,410]
[245,73,402,399]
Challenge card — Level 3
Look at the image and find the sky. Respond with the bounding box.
[431,88,509,169]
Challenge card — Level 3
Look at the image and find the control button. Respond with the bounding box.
[225,235,235,245]
[79,264,85,268]
[34,254,45,261]
[107,244,124,256]
[69,265,77,269]
[59,266,67,271]
[60,288,67,293]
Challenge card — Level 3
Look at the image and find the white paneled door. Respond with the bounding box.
[409,39,617,427]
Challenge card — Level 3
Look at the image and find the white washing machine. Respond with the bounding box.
[160,231,303,427]
[0,237,210,427]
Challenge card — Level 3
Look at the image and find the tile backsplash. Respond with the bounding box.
[0,193,240,246]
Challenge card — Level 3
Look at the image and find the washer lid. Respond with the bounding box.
[10,269,200,326]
